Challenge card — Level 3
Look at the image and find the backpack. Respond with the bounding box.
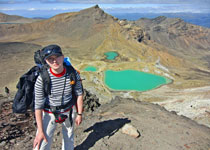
[12,49,80,114]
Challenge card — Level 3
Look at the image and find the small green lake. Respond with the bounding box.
[105,70,171,91]
[84,66,97,72]
[104,51,118,60]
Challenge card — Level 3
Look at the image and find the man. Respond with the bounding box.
[33,44,83,150]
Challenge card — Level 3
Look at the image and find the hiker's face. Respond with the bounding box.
[46,55,64,69]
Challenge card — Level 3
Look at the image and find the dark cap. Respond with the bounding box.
[42,44,63,60]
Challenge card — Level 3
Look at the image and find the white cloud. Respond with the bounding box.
[28,8,36,11]
[0,8,15,10]
[0,0,209,13]
[1,0,210,5]
[41,0,210,5]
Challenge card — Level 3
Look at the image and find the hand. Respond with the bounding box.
[33,131,48,150]
[75,115,82,126]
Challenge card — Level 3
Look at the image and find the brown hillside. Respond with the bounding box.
[0,6,116,58]
[0,12,40,23]
[0,42,42,92]
[0,5,182,65]
[0,5,114,39]
[133,16,210,68]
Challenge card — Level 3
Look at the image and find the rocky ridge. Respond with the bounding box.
[1,94,210,150]
[133,16,210,68]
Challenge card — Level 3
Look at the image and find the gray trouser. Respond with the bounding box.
[34,106,76,150]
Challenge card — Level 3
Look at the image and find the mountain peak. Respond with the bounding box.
[80,4,104,13]
[94,4,100,8]
[152,16,167,24]
[77,4,114,23]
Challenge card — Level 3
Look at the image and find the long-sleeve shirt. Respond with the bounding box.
[34,67,83,110]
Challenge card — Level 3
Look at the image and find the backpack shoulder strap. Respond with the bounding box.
[65,64,84,94]
[39,66,51,96]
[65,64,77,86]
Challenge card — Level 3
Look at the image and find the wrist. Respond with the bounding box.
[77,113,82,116]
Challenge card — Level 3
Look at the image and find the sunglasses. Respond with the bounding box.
[46,55,63,63]
[41,46,63,60]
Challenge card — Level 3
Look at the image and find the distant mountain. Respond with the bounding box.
[0,12,42,23]
[132,16,210,68]
[111,13,210,28]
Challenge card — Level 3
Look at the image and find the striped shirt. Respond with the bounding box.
[34,67,83,110]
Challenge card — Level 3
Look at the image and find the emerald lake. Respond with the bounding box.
[104,51,118,60]
[84,66,97,72]
[105,70,171,91]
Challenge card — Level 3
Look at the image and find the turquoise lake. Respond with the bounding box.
[104,51,118,60]
[84,66,97,72]
[104,70,171,91]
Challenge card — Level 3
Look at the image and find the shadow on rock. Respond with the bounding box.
[75,118,131,150]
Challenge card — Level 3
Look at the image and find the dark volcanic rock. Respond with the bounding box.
[0,96,35,150]
[83,89,101,112]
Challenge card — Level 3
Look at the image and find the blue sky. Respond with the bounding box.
[0,0,210,18]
